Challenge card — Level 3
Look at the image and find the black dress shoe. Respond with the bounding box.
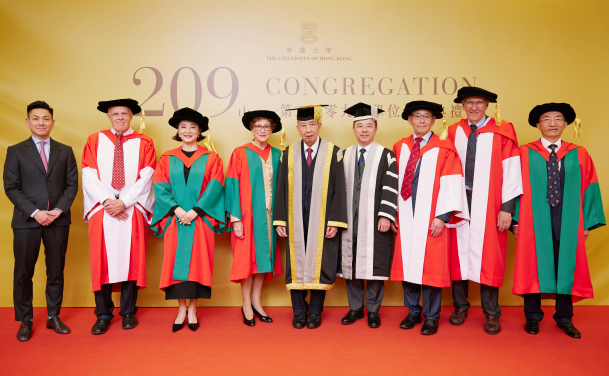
[172,315,186,333]
[341,309,364,325]
[122,314,138,329]
[188,314,199,332]
[252,305,272,323]
[557,321,581,339]
[399,314,422,329]
[524,319,539,335]
[91,319,110,335]
[421,319,439,335]
[292,315,307,329]
[307,314,322,329]
[368,312,381,328]
[17,320,33,342]
[46,316,70,334]
[242,307,255,327]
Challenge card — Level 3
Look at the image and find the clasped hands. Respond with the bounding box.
[33,209,62,226]
[103,199,128,221]
[174,207,198,226]
[276,225,338,239]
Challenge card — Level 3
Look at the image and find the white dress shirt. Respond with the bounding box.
[414,131,433,169]
[356,143,370,162]
[540,137,562,170]
[303,136,321,159]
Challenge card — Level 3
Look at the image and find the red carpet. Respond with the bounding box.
[1,306,607,375]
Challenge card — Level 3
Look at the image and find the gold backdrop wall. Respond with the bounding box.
[1,0,608,308]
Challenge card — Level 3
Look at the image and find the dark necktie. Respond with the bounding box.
[306,148,313,166]
[358,148,366,179]
[111,133,125,190]
[464,123,477,188]
[547,144,562,207]
[400,137,422,201]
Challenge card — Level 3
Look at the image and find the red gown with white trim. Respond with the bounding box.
[448,118,522,287]
[390,134,468,287]
[82,129,156,292]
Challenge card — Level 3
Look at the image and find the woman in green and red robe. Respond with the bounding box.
[151,108,225,332]
[225,110,283,326]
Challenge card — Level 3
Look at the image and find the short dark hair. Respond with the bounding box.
[27,101,53,117]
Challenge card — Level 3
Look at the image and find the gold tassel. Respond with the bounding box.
[303,105,323,124]
[202,130,217,153]
[439,117,448,140]
[494,102,502,126]
[280,128,286,151]
[573,118,581,139]
[138,110,146,134]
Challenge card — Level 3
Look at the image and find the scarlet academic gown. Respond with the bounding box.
[151,146,225,291]
[82,129,156,292]
[225,143,283,283]
[513,141,605,302]
[391,134,469,288]
[448,118,523,287]
[273,139,348,290]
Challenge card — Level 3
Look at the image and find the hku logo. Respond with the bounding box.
[300,22,318,44]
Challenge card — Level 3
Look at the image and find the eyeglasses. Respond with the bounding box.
[463,101,487,109]
[411,114,433,121]
[540,117,565,124]
[253,125,272,131]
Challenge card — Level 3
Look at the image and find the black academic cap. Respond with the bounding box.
[241,110,283,133]
[528,103,576,126]
[97,98,141,114]
[453,86,498,103]
[401,101,444,120]
[344,103,385,121]
[287,105,328,121]
[168,107,209,132]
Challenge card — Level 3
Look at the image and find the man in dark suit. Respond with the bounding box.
[3,101,78,342]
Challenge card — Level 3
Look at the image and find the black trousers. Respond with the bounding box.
[402,282,442,320]
[523,293,573,324]
[451,280,501,318]
[94,281,139,320]
[523,227,573,324]
[290,289,326,316]
[451,193,501,318]
[13,225,69,321]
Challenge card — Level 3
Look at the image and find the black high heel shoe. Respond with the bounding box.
[242,307,255,327]
[172,314,186,333]
[252,305,273,323]
[187,312,199,332]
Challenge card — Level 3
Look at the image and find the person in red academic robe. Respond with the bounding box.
[390,101,468,335]
[82,99,156,335]
[447,87,523,335]
[225,110,283,326]
[513,103,605,338]
[151,108,225,333]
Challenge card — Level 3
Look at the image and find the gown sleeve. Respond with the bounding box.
[378,150,398,222]
[326,146,348,230]
[224,149,243,230]
[151,155,179,236]
[581,149,605,231]
[273,147,289,227]
[194,153,226,233]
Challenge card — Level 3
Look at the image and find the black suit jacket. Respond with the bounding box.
[3,137,78,228]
